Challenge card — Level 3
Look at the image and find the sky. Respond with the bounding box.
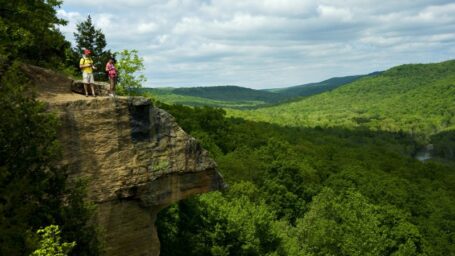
[57,0,455,89]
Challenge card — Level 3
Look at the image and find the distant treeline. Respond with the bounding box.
[140,73,374,108]
[230,60,455,138]
[173,86,286,103]
[266,72,380,97]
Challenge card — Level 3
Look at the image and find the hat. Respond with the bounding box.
[83,49,91,55]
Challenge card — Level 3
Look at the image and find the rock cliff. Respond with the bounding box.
[22,65,225,256]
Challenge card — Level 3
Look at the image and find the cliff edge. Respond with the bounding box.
[22,65,225,256]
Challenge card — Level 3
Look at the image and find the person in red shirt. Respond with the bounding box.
[105,57,117,97]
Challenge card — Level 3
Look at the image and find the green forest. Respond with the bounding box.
[0,1,103,255]
[265,72,379,98]
[143,73,375,109]
[151,54,455,256]
[229,61,455,138]
[2,0,455,255]
[140,87,270,108]
[153,103,455,256]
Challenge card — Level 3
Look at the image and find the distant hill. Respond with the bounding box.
[229,60,455,137]
[172,86,287,103]
[143,73,380,108]
[266,72,381,98]
[139,86,285,108]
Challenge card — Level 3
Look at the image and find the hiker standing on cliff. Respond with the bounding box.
[105,57,117,97]
[80,49,97,97]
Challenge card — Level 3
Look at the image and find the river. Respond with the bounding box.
[415,144,433,162]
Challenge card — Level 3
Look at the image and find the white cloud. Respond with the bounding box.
[56,9,82,37]
[137,22,159,34]
[317,5,353,22]
[58,0,455,88]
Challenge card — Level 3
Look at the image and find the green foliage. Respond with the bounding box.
[171,86,287,104]
[431,130,455,160]
[0,0,69,69]
[144,73,376,109]
[155,104,233,155]
[156,103,455,256]
[0,65,101,255]
[0,2,101,254]
[230,60,455,138]
[31,225,76,256]
[269,72,379,98]
[0,64,62,255]
[116,49,146,94]
[143,88,267,108]
[198,188,281,256]
[58,179,102,256]
[158,183,282,256]
[73,15,112,81]
[297,188,423,256]
[74,15,106,57]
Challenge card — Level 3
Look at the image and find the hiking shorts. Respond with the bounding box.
[82,72,95,84]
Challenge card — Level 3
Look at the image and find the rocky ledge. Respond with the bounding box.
[22,65,225,256]
[54,97,224,256]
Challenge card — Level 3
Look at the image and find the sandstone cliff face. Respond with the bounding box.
[24,65,225,256]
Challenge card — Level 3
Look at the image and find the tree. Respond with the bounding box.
[0,0,69,71]
[0,63,62,255]
[0,64,100,256]
[0,1,101,254]
[31,225,76,256]
[116,49,147,94]
[73,15,111,80]
[157,183,282,256]
[296,187,424,256]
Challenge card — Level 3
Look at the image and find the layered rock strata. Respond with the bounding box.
[71,79,110,96]
[23,65,225,256]
[54,97,224,256]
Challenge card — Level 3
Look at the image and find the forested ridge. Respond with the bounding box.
[265,72,379,98]
[172,86,286,103]
[140,86,278,108]
[142,73,374,109]
[230,60,455,138]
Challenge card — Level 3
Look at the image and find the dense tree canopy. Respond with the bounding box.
[0,65,100,255]
[155,103,455,256]
[0,1,101,255]
[0,0,69,69]
[229,60,455,140]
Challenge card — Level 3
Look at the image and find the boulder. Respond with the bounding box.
[71,79,110,96]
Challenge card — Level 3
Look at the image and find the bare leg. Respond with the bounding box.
[113,78,116,96]
[109,77,115,96]
[84,83,89,96]
[91,84,96,97]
